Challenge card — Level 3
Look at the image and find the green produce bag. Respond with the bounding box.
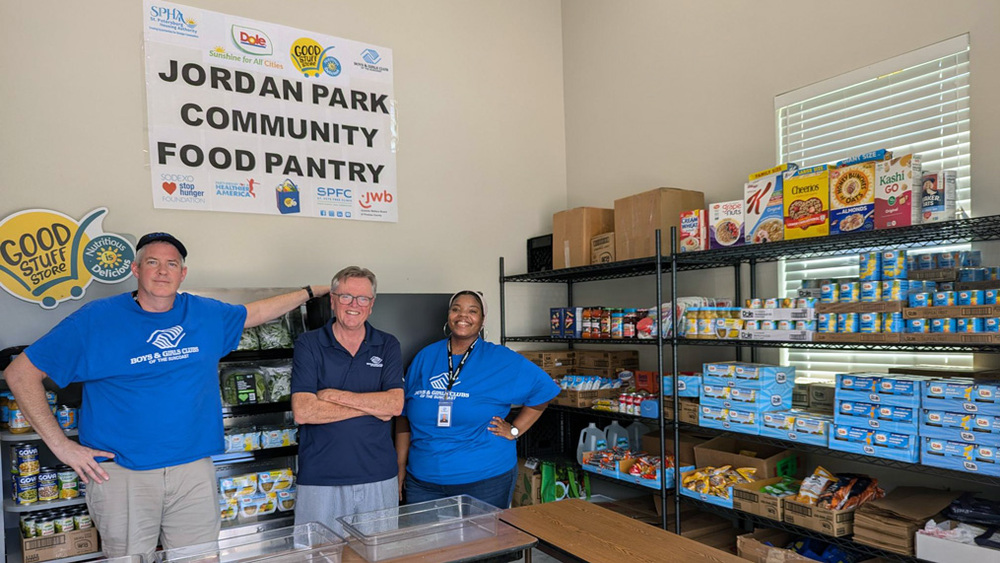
[540,461,591,503]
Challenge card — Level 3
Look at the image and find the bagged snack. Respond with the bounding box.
[796,466,835,505]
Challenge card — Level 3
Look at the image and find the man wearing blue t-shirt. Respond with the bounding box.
[5,232,330,561]
[291,266,404,535]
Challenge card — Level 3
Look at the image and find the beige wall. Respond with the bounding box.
[562,0,999,214]
[0,0,567,344]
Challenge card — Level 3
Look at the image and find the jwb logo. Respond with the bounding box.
[359,190,393,209]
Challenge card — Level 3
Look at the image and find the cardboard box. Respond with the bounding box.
[875,154,921,229]
[829,161,875,235]
[693,436,801,479]
[520,350,575,369]
[784,165,830,239]
[916,520,1000,563]
[663,398,700,425]
[552,207,615,269]
[590,232,615,264]
[809,382,836,411]
[614,187,706,259]
[512,458,541,507]
[552,387,617,408]
[22,528,100,563]
[738,529,815,563]
[640,431,707,466]
[783,497,855,536]
[732,476,797,521]
[575,350,639,370]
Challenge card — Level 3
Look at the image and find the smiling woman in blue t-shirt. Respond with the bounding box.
[395,290,560,508]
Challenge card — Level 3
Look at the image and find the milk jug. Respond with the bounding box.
[576,423,607,464]
[625,420,651,450]
[604,420,630,449]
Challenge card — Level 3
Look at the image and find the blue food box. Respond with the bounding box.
[921,409,1000,447]
[923,380,1000,416]
[836,373,882,392]
[703,362,735,378]
[550,308,564,337]
[698,405,729,432]
[837,389,921,409]
[835,401,918,433]
[701,384,791,412]
[702,363,794,392]
[724,408,761,435]
[663,374,701,398]
[829,425,920,462]
[922,438,1000,476]
[760,410,831,447]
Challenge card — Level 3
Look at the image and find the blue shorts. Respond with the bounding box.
[404,465,517,509]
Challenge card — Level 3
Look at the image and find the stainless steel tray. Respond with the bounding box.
[153,522,345,562]
[337,495,500,562]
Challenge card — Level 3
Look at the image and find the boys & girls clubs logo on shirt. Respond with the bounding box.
[130,325,201,366]
[0,208,134,309]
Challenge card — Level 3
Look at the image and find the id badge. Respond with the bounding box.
[437,400,453,428]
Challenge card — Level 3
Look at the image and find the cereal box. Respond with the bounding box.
[745,164,796,244]
[921,170,958,223]
[678,209,708,252]
[829,162,875,235]
[875,154,921,229]
[784,165,830,239]
[709,200,744,249]
[836,149,892,166]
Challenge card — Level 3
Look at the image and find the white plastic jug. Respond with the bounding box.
[604,420,630,450]
[625,420,651,451]
[576,422,607,464]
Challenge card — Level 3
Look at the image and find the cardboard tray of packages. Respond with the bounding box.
[812,332,902,343]
[903,304,1000,319]
[909,268,959,282]
[782,497,855,537]
[22,528,100,563]
[552,387,618,408]
[732,476,799,521]
[740,308,816,320]
[337,495,500,562]
[901,333,1000,345]
[153,522,345,562]
[737,529,815,563]
[739,330,813,342]
[815,301,905,314]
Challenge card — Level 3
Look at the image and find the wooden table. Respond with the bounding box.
[500,499,746,563]
[340,520,536,563]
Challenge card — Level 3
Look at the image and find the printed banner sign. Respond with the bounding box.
[143,1,397,221]
[0,209,135,309]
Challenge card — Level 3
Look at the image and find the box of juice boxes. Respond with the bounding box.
[745,164,797,244]
[829,162,875,235]
[921,170,958,223]
[784,165,830,239]
[709,200,744,249]
[875,154,921,229]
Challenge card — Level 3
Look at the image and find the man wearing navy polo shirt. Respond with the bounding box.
[291,266,404,534]
[5,232,329,561]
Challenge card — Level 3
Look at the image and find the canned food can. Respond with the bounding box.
[37,467,58,501]
[859,252,881,281]
[744,320,759,331]
[820,283,840,304]
[883,312,904,333]
[818,313,837,333]
[57,467,79,499]
[53,512,75,533]
[958,318,984,333]
[795,320,817,331]
[35,514,55,537]
[940,282,955,291]
[74,511,92,530]
[933,291,956,307]
[882,250,908,280]
[961,250,983,267]
[13,473,38,504]
[937,251,957,269]
[762,320,776,331]
[56,406,77,430]
[839,282,860,303]
[11,442,39,476]
[776,320,791,331]
[881,280,904,301]
[764,298,779,309]
[907,319,929,333]
[958,290,985,306]
[985,318,1000,333]
[860,281,882,303]
[909,292,930,308]
[21,513,36,538]
[746,298,763,309]
[780,298,795,309]
[917,253,936,270]
[795,297,817,309]
[931,318,957,333]
[838,313,859,333]
[859,312,880,334]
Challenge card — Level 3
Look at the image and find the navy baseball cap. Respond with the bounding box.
[136,232,188,258]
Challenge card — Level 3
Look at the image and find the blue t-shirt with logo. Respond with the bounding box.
[25,292,247,470]
[291,321,403,486]
[402,338,560,485]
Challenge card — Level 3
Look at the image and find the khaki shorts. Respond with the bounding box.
[87,458,219,561]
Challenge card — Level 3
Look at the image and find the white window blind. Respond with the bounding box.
[776,35,971,379]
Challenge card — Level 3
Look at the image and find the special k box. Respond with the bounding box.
[745,164,796,244]
[678,209,708,252]
[829,162,875,235]
[784,165,830,239]
[709,200,744,249]
[875,154,921,229]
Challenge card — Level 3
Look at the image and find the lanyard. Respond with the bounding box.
[445,338,477,394]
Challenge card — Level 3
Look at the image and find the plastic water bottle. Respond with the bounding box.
[577,423,607,464]
[604,420,630,449]
[625,420,651,451]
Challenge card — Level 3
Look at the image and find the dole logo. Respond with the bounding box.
[232,25,273,55]
[359,190,393,209]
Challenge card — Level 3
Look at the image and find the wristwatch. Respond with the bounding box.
[510,425,520,438]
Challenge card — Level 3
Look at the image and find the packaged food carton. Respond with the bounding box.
[745,164,796,244]
[709,200,744,249]
[829,162,875,235]
[552,207,615,269]
[875,154,921,229]
[678,209,708,252]
[784,165,830,239]
[614,187,705,259]
[920,170,958,223]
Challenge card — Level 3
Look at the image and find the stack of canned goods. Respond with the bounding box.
[19,505,93,539]
[10,443,39,505]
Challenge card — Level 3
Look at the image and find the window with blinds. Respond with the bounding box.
[775,34,971,378]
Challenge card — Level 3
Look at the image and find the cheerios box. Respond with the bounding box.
[875,154,922,229]
[709,200,744,249]
[829,162,875,235]
[745,164,796,245]
[783,165,830,239]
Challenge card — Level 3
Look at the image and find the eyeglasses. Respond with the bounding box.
[333,293,373,306]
